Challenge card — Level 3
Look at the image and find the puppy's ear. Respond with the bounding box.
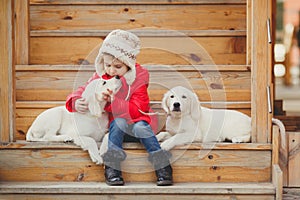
[88,94,102,117]
[190,92,201,121]
[162,92,170,114]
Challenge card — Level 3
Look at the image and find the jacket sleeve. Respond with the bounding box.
[104,85,150,120]
[65,72,99,112]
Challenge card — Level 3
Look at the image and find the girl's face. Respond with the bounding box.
[103,54,129,77]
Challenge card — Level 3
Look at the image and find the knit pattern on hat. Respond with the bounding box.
[95,29,141,85]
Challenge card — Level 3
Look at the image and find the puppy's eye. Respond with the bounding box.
[170,95,174,98]
[182,95,187,99]
[102,81,107,85]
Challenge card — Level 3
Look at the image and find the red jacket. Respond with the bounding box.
[65,64,158,133]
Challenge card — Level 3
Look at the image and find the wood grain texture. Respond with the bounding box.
[0,144,271,182]
[29,36,246,65]
[274,116,300,132]
[15,69,251,101]
[250,0,271,143]
[0,194,275,200]
[0,0,14,142]
[273,164,283,200]
[29,5,246,31]
[14,0,29,64]
[0,181,275,199]
[14,62,251,139]
[1,141,272,150]
[30,0,247,5]
[31,29,246,37]
[14,100,251,140]
[288,132,300,187]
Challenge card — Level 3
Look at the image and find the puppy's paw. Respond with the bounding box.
[231,137,244,143]
[63,136,74,143]
[231,135,251,143]
[160,140,173,151]
[90,154,103,165]
[88,151,103,165]
[231,138,241,143]
[156,131,171,142]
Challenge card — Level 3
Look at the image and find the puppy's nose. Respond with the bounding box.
[173,102,180,108]
[115,75,120,79]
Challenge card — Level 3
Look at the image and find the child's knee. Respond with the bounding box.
[132,121,153,138]
[111,118,127,132]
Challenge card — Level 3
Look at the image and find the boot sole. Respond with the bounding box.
[106,180,125,186]
[156,180,173,186]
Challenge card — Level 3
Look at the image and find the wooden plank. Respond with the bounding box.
[14,0,29,64]
[15,100,252,109]
[0,194,275,200]
[251,0,271,143]
[16,89,71,101]
[1,141,272,150]
[14,101,251,140]
[288,132,300,187]
[275,116,300,132]
[30,0,247,5]
[280,129,288,186]
[0,0,14,142]
[272,165,283,200]
[15,89,249,103]
[29,36,246,65]
[15,70,252,91]
[267,0,274,144]
[272,126,279,168]
[31,30,246,37]
[246,0,251,65]
[16,64,251,72]
[0,147,271,182]
[283,188,300,200]
[29,5,246,31]
[15,70,251,101]
[0,182,275,200]
[272,125,288,187]
[15,64,251,102]
[0,182,275,195]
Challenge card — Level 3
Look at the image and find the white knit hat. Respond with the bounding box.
[95,29,141,85]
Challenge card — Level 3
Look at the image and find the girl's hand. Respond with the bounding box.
[75,98,89,113]
[102,89,113,102]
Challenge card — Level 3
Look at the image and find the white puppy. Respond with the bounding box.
[26,76,122,164]
[156,86,252,151]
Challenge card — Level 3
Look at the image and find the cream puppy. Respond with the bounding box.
[157,86,252,151]
[26,76,122,164]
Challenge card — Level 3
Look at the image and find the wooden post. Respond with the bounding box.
[273,164,283,200]
[251,0,273,143]
[0,0,15,142]
[246,0,252,65]
[15,0,29,64]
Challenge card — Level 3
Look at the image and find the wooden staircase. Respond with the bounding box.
[0,0,283,199]
[0,141,282,199]
[0,182,276,199]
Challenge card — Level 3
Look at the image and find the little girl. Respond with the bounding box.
[66,29,173,186]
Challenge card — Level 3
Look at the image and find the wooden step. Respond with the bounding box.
[15,100,251,140]
[0,181,275,199]
[0,141,272,183]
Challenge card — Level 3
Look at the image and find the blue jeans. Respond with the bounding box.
[108,118,161,154]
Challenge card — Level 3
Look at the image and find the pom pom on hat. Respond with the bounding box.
[95,29,141,85]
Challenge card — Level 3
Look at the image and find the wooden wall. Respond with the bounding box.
[12,0,273,143]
